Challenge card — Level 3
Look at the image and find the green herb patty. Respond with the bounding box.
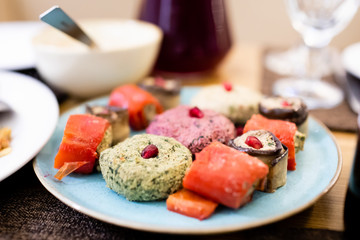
[99,134,192,201]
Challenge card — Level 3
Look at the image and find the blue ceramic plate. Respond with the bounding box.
[33,87,342,234]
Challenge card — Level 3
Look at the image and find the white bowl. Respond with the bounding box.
[342,42,360,79]
[32,19,162,98]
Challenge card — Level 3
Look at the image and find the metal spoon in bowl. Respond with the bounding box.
[39,6,98,49]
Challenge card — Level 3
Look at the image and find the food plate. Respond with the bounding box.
[0,21,45,70]
[33,87,341,234]
[0,71,58,181]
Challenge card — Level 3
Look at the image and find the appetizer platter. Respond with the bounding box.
[33,85,341,234]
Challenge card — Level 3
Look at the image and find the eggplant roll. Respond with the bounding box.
[86,105,130,145]
[259,96,308,134]
[138,76,181,110]
[229,129,288,193]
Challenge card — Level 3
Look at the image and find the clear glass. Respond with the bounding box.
[265,43,335,77]
[272,0,359,109]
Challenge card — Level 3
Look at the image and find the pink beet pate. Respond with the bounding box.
[146,105,236,154]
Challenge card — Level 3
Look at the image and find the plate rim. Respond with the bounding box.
[33,90,342,234]
[342,42,360,79]
[0,70,59,181]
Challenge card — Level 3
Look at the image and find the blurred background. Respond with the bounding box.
[1,0,359,49]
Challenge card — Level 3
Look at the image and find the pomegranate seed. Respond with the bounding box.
[141,144,159,158]
[245,136,263,149]
[281,100,291,107]
[223,82,232,91]
[236,126,244,136]
[154,76,166,87]
[189,107,204,118]
[100,109,109,114]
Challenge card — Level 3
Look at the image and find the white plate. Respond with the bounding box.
[0,71,58,181]
[342,42,360,79]
[33,87,342,234]
[0,21,45,70]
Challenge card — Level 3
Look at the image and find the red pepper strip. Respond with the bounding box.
[166,188,218,220]
[109,84,163,130]
[54,161,89,180]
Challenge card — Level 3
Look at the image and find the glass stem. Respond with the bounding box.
[303,46,327,81]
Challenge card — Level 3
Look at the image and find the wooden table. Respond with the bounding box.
[48,43,357,237]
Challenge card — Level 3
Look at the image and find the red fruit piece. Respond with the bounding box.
[154,76,166,87]
[245,136,263,149]
[141,144,159,158]
[183,141,269,209]
[281,100,291,107]
[236,126,244,136]
[189,107,204,118]
[166,188,218,220]
[223,82,232,91]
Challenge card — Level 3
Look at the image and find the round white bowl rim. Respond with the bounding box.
[32,18,163,55]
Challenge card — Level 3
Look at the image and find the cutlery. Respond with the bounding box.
[39,6,98,49]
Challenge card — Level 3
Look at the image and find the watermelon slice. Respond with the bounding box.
[183,141,269,209]
[244,114,298,170]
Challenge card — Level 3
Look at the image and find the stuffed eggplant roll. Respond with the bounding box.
[259,96,308,135]
[86,105,130,145]
[138,76,181,110]
[229,129,288,193]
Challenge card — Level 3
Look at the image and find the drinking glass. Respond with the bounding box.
[265,42,335,77]
[272,0,359,109]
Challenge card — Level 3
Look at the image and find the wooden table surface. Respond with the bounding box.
[59,43,357,233]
